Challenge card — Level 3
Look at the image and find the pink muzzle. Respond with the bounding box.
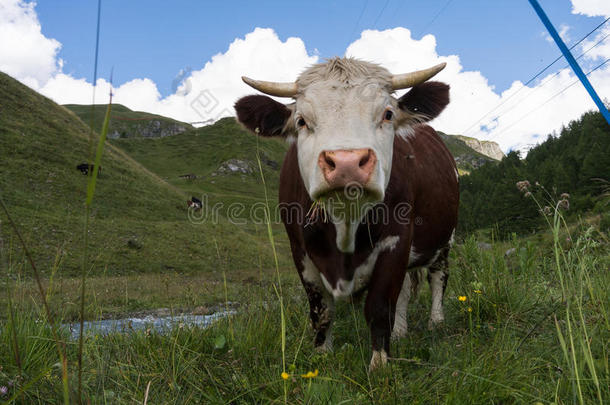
[318,148,377,189]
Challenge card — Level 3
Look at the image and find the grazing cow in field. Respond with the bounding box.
[76,163,101,175]
[235,58,459,370]
[187,196,202,210]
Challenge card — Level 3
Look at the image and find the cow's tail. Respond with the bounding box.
[409,267,426,302]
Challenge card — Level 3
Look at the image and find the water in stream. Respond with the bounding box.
[63,311,235,339]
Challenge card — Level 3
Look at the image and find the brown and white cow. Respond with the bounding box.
[235,58,459,370]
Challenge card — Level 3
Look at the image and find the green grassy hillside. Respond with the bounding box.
[64,103,193,139]
[111,118,288,215]
[0,72,288,276]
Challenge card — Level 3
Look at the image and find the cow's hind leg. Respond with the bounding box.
[427,246,450,329]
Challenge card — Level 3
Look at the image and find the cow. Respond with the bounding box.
[187,196,203,210]
[234,57,459,371]
[76,163,101,176]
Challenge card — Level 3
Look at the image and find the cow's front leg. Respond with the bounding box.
[301,256,335,352]
[365,251,407,371]
[303,282,335,351]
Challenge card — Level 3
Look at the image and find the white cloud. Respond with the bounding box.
[1,0,608,154]
[0,0,61,88]
[570,0,610,17]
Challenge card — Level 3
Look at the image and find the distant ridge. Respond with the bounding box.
[64,104,193,139]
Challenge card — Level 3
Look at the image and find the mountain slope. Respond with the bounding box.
[64,103,193,139]
[110,118,288,216]
[454,135,505,160]
[0,72,285,275]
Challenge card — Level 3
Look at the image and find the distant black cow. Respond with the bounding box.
[187,196,202,210]
[76,163,101,175]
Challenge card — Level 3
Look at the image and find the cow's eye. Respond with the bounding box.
[383,109,394,121]
[297,117,307,128]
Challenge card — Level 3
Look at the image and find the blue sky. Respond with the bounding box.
[1,0,609,152]
[34,0,604,97]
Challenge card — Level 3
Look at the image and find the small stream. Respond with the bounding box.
[63,310,235,339]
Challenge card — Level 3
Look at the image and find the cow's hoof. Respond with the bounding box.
[314,337,333,353]
[368,349,388,372]
[391,326,407,340]
[427,315,445,330]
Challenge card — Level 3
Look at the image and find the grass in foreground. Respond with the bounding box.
[0,219,608,404]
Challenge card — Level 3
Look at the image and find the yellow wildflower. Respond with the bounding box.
[473,289,482,294]
[301,369,319,378]
[458,296,467,302]
[281,372,289,380]
[467,307,472,312]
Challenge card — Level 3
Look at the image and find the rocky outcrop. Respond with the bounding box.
[457,137,505,161]
[108,120,189,139]
[213,159,254,175]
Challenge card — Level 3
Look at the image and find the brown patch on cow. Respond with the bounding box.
[234,95,293,136]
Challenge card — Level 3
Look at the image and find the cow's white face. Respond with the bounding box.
[294,80,396,203]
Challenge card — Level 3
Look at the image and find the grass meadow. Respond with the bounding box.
[1,202,608,403]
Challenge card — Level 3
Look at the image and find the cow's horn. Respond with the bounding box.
[391,62,447,90]
[241,76,297,97]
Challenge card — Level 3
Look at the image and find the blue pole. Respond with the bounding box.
[528,0,610,125]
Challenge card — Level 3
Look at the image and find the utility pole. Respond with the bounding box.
[528,0,610,125]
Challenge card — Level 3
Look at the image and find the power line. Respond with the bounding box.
[462,31,610,137]
[373,0,391,28]
[419,0,454,36]
[485,58,609,142]
[348,0,369,44]
[461,16,609,135]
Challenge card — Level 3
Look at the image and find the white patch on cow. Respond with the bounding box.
[425,248,441,268]
[408,245,421,266]
[396,125,416,139]
[428,269,445,330]
[286,134,296,145]
[321,235,400,299]
[391,271,412,339]
[319,272,334,296]
[332,219,359,253]
[448,229,455,247]
[455,168,459,180]
[302,255,323,288]
[369,349,388,371]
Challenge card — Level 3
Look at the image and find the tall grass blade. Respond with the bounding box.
[254,134,287,403]
[0,198,70,404]
[78,71,113,404]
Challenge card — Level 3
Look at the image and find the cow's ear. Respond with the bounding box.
[234,95,294,137]
[397,81,449,122]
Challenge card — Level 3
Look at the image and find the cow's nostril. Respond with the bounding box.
[359,151,371,167]
[325,155,336,169]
